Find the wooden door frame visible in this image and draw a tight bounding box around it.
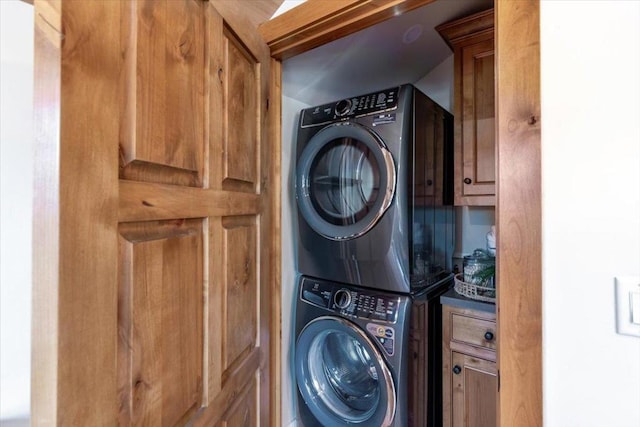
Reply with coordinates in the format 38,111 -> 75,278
260,0 -> 542,426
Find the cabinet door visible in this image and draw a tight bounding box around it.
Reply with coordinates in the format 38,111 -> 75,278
451,352 -> 497,427
457,38 -> 495,205
408,301 -> 427,426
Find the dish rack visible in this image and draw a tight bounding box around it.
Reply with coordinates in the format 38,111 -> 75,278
453,273 -> 496,303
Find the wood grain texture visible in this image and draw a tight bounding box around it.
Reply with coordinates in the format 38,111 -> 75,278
120,0 -> 205,182
119,180 -> 260,222
193,348 -> 262,427
437,8 -> 495,206
495,0 -> 542,426
32,0 -> 120,424
451,313 -> 496,351
223,27 -> 258,191
221,216 -> 258,372
451,352 -> 497,427
443,305 -> 497,427
267,57 -> 283,427
33,0 -> 276,425
408,300 -> 427,427
259,0 -> 437,59
118,220 -> 204,426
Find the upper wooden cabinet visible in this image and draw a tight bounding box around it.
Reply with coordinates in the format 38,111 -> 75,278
437,9 -> 495,206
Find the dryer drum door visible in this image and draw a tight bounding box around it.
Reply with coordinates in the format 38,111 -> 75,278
296,316 -> 396,427
296,122 -> 396,241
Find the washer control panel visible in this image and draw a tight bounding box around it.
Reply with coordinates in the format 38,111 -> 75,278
300,86 -> 399,128
300,277 -> 400,324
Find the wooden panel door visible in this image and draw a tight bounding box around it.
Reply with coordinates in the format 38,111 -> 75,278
451,352 -> 497,427
32,0 -> 277,425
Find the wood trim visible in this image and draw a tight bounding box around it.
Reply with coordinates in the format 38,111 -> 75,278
258,0 -> 437,60
268,57 -> 283,427
32,0 -> 120,423
435,8 -> 494,50
495,0 -> 542,426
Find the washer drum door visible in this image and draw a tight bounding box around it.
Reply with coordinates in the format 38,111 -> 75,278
296,122 -> 396,241
295,316 -> 396,427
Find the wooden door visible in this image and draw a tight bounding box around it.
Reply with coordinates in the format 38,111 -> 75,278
451,352 -> 497,427
32,0 -> 278,425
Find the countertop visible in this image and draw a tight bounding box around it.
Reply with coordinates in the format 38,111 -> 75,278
440,287 -> 495,313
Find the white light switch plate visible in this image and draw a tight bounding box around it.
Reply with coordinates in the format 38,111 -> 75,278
615,276 -> 640,337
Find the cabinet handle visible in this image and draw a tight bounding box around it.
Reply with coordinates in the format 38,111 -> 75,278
484,331 -> 494,341
453,365 -> 462,375
463,178 -> 472,185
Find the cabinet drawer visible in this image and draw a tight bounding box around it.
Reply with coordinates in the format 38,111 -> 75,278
451,313 -> 496,350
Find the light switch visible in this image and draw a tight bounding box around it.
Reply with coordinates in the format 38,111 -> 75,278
632,291 -> 640,325
615,277 -> 640,337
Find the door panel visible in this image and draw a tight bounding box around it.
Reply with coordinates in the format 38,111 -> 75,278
120,0 -> 205,186
118,220 -> 204,426
451,352 -> 497,427
220,215 -> 258,371
32,0 -> 275,425
224,28 -> 259,191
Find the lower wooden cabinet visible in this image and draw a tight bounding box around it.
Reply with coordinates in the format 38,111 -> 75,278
451,352 -> 497,427
443,304 -> 497,427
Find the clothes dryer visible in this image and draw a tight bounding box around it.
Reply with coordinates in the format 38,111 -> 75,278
295,85 -> 454,294
294,276 -> 411,427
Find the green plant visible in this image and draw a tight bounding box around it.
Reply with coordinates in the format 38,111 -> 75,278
472,265 -> 495,285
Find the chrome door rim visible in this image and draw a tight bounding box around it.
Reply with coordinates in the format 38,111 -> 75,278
296,122 -> 396,241
295,316 -> 396,426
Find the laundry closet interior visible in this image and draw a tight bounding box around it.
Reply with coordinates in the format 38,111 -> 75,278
276,0 -> 497,425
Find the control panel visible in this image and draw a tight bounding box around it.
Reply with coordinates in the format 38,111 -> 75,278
300,87 -> 399,128
300,277 -> 400,324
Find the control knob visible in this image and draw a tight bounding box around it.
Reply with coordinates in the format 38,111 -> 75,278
334,289 -> 352,309
335,99 -> 352,117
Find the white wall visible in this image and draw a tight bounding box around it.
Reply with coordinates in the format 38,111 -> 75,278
414,55 -> 454,113
0,0 -> 33,422
280,95 -> 309,427
541,1 -> 640,426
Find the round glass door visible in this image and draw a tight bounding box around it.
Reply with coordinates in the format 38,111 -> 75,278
295,317 -> 396,427
296,123 -> 396,240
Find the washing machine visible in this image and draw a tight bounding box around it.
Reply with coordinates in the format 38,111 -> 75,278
294,276 -> 411,426
295,84 -> 455,294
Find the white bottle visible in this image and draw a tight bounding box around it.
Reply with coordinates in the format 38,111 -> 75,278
486,225 -> 496,257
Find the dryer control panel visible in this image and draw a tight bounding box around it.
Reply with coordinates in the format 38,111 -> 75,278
300,86 -> 399,128
300,276 -> 400,324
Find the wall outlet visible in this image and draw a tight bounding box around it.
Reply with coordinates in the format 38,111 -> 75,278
615,276 -> 640,337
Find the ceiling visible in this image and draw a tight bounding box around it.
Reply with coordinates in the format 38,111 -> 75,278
279,0 -> 493,105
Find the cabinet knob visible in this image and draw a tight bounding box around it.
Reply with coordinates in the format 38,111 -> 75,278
484,331 -> 494,341
427,179 -> 433,186
453,365 -> 462,375
464,178 -> 472,185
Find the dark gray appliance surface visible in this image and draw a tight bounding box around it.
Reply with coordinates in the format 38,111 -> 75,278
294,276 -> 412,427
295,84 -> 454,295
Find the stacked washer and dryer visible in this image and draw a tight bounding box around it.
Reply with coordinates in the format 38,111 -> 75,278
293,84 -> 455,427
